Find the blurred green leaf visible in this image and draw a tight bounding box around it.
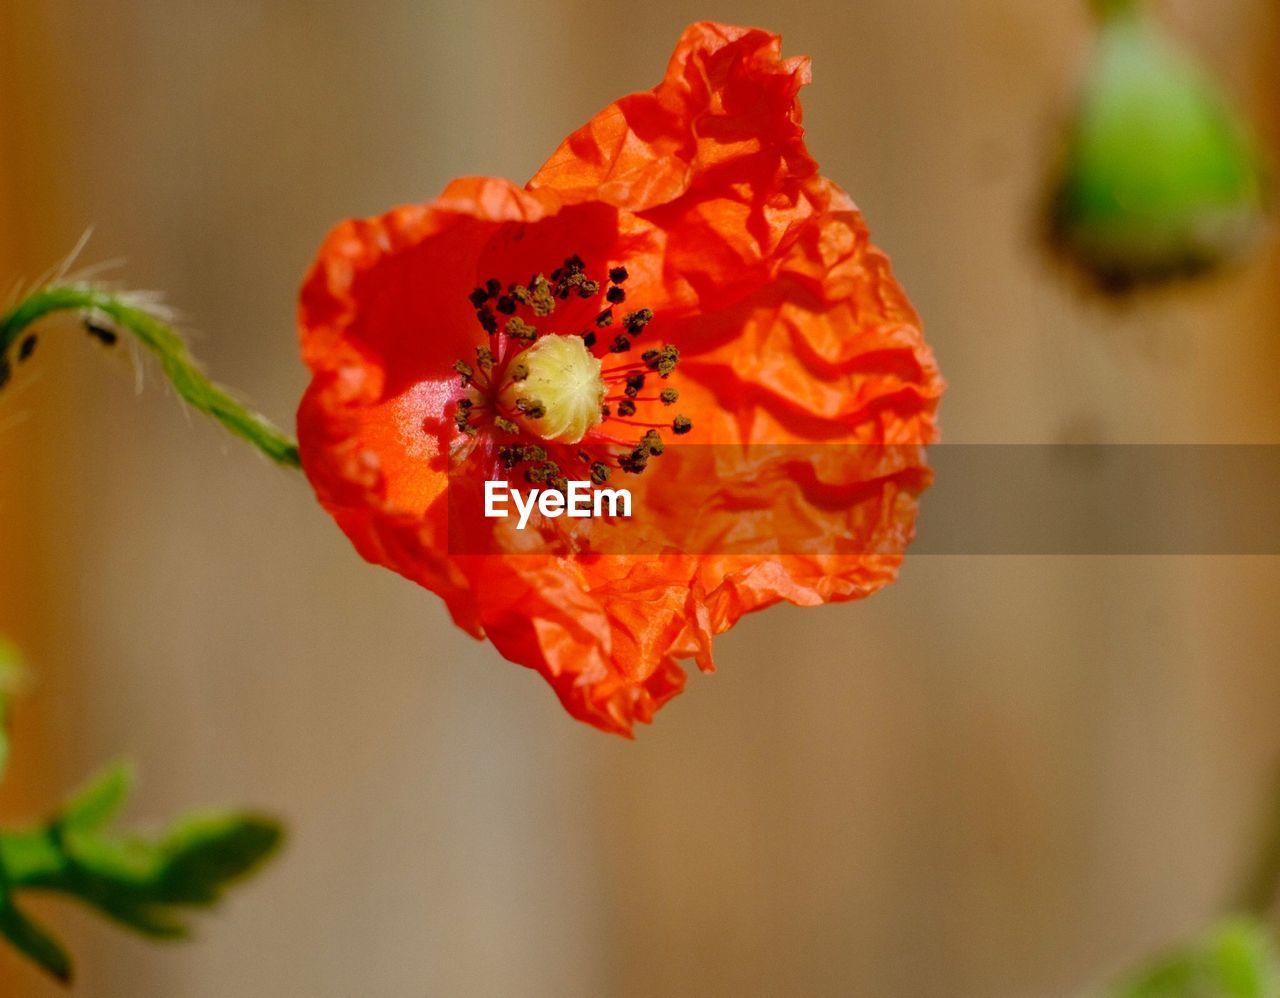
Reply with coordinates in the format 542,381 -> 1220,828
0,649 -> 284,980
0,759 -> 284,977
0,637 -> 25,781
1107,918 -> 1280,998
1049,4 -> 1268,290
44,806 -> 284,939
0,893 -> 72,983
0,637 -> 21,683
58,760 -> 134,832
151,811 -> 284,905
42,786 -> 283,938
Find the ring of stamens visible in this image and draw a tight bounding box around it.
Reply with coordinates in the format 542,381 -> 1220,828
451,254 -> 692,501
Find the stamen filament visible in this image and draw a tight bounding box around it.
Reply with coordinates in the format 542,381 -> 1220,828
607,418 -> 670,429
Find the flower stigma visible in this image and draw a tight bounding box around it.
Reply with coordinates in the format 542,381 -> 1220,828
497,334 -> 604,444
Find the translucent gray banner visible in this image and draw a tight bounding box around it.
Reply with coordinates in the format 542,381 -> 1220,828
917,445 -> 1280,555
446,445 -> 1280,555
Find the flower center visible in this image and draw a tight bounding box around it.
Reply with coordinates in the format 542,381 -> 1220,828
449,253 -> 693,493
496,334 -> 605,444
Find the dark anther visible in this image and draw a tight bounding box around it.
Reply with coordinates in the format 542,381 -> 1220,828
494,416 -> 520,435
617,399 -> 637,417
499,444 -> 525,469
590,461 -> 611,484
672,415 -> 693,435
453,359 -> 474,386
468,287 -> 490,308
86,321 -> 118,346
516,397 -> 545,419
606,286 -> 626,304
609,266 -> 628,284
554,257 -> 597,299
640,429 -> 664,456
550,475 -> 569,493
496,295 -> 517,315
506,317 -> 538,342
619,449 -> 649,474
659,387 -> 679,405
485,278 -> 502,297
609,335 -> 631,353
509,359 -> 529,381
525,445 -> 547,463
595,308 -> 613,328
600,403 -> 612,418
18,335 -> 37,362
528,274 -> 556,316
624,373 -> 645,397
642,345 -> 679,377
475,345 -> 495,371
623,308 -> 653,335
476,307 -> 498,334
582,331 -> 597,349
458,398 -> 474,410
577,450 -> 591,464
454,409 -> 476,435
526,460 -> 559,485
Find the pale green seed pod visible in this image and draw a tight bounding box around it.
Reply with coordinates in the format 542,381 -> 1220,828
499,334 -> 606,444
1049,1 -> 1268,290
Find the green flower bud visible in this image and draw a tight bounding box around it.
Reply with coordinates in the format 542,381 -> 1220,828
1049,2 -> 1268,290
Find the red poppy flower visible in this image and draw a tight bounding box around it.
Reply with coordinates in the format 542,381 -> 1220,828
297,22 -> 943,736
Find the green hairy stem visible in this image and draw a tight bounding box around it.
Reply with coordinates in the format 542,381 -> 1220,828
0,285 -> 300,468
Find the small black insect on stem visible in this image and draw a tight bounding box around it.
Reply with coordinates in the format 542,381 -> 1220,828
84,320 -> 119,347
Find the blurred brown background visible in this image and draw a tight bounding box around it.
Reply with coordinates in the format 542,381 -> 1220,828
1,1 -> 1278,995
